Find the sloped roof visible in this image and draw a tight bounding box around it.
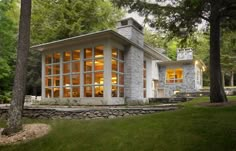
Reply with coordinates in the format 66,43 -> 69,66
31,29 -> 170,61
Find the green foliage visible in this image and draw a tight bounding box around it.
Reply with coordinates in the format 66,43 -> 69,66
0,0 -> 18,102
221,30 -> 236,73
144,29 -> 177,60
113,0 -> 235,37
31,0 -> 124,44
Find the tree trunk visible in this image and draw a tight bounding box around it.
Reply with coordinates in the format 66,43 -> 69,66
209,2 -> 227,103
222,72 -> 225,87
230,71 -> 234,86
2,0 -> 32,135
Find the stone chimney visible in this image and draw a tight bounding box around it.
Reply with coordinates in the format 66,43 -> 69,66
116,18 -> 144,47
177,48 -> 193,60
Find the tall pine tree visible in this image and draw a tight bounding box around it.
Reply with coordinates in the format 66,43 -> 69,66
2,0 -> 31,135
113,0 -> 236,103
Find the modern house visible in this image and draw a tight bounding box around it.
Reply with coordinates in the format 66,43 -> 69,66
32,18 -> 205,105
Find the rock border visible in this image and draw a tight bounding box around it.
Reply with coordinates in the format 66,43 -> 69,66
0,106 -> 178,120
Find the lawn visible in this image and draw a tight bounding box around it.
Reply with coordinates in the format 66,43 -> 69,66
1,96 -> 236,151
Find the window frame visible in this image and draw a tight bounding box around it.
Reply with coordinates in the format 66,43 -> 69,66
165,68 -> 184,84
45,52 -> 61,98
111,48 -> 124,98
83,45 -> 104,98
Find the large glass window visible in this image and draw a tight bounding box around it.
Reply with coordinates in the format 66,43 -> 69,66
45,77 -> 52,87
53,87 -> 60,97
111,48 -> 124,97
63,63 -> 70,74
45,88 -> 52,98
72,62 -> 80,72
143,61 -> 146,98
94,72 -> 103,84
53,76 -> 60,86
95,46 -> 104,58
84,73 -> 92,84
72,87 -> 80,97
84,86 -> 92,97
62,49 -> 81,97
53,64 -> 60,74
45,53 -> 60,98
72,74 -> 80,85
63,87 -> 71,97
84,60 -> 93,72
45,65 -> 52,75
84,48 -> 92,59
83,46 -> 104,97
63,75 -> 70,85
45,54 -> 52,64
95,86 -> 103,97
166,68 -> 183,84
53,53 -> 60,63
95,59 -> 104,71
63,51 -> 71,62
44,45 -> 106,98
72,50 -> 80,60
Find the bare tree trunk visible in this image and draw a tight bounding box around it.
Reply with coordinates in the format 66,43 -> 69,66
2,0 -> 32,135
209,1 -> 227,103
230,71 -> 234,86
222,72 -> 225,87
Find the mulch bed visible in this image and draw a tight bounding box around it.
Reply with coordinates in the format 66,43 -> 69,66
0,124 -> 50,145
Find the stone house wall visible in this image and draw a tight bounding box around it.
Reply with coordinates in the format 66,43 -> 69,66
124,45 -> 144,104
158,64 -> 197,97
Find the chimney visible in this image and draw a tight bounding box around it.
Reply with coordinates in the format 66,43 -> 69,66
177,48 -> 193,60
116,18 -> 144,47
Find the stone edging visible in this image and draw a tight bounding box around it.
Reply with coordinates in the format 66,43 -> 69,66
0,106 -> 178,120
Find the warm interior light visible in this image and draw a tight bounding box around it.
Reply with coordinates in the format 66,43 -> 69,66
202,67 -> 205,72
65,84 -> 71,88
95,55 -> 103,58
195,60 -> 198,65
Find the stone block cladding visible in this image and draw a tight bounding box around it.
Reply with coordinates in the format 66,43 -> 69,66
124,46 -> 144,104
159,64 -> 197,96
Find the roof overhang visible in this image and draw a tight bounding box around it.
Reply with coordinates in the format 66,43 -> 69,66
31,30 -> 143,52
31,29 -> 170,61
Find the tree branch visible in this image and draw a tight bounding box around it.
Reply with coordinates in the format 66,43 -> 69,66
199,15 -> 210,22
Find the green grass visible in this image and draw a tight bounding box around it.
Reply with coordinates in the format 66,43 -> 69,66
1,96 -> 236,151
